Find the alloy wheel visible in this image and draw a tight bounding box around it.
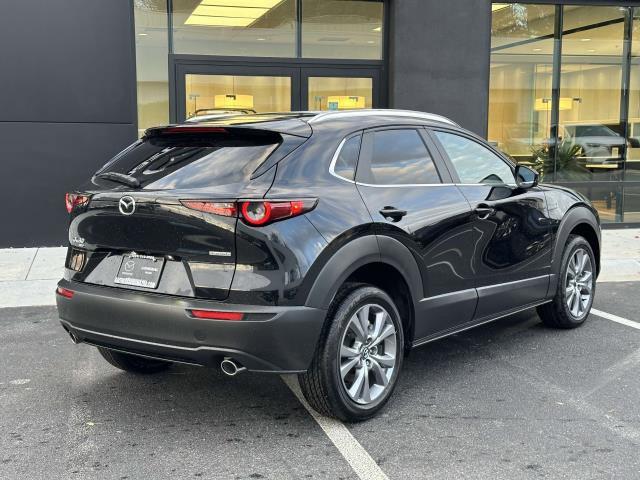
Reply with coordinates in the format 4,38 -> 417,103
339,303 -> 397,405
565,247 -> 593,318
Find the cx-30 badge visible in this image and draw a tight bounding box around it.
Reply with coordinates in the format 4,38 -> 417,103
118,196 -> 136,216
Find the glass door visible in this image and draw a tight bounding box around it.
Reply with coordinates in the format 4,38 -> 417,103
174,64 -> 300,121
173,62 -> 382,121
301,67 -> 380,111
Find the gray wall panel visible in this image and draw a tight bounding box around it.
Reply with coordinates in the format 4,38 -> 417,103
0,0 -> 137,246
0,0 -> 136,123
1,122 -> 136,247
388,0 -> 492,137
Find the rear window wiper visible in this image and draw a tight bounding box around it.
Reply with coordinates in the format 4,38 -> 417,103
95,172 -> 140,188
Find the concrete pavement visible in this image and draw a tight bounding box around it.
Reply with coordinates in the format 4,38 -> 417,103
1,283 -> 639,479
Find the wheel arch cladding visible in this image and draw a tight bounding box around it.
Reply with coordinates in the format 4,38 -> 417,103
553,206 -> 601,277
305,235 -> 422,347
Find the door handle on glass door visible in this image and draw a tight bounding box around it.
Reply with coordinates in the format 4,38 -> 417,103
379,206 -> 407,222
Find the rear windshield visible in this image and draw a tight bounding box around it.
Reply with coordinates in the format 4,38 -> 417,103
96,130 -> 280,190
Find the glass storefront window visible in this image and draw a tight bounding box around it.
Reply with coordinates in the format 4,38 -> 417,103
571,184 -> 623,224
301,0 -> 383,59
134,0 -> 170,137
628,65 -> 640,182
623,186 -> 640,222
627,12 -> 640,182
489,4 -> 555,173
556,6 -> 625,182
172,0 -> 297,57
308,77 -> 373,110
490,3 -> 640,223
185,74 -> 291,118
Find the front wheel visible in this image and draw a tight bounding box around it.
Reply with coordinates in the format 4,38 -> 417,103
537,234 -> 596,328
299,285 -> 404,422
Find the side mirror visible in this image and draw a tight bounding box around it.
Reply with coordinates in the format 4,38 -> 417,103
515,164 -> 539,189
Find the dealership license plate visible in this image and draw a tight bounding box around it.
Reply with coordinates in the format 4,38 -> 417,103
114,254 -> 165,289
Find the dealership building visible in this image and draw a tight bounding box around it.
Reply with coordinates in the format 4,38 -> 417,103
2,0 -> 640,246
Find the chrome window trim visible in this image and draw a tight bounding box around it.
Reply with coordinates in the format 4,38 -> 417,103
328,137 -> 356,183
329,134 -> 518,188
357,181 -> 450,188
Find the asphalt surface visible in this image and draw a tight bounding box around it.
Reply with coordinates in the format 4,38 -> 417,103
1,282 -> 639,479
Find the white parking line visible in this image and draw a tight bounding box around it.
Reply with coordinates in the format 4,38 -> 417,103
591,308 -> 640,330
281,375 -> 389,480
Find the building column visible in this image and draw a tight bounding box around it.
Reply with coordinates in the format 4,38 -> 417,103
388,0 -> 492,137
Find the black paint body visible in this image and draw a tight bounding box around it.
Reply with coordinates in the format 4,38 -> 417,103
57,112 -> 601,372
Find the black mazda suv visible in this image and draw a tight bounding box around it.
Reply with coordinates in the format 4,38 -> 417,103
57,110 -> 601,421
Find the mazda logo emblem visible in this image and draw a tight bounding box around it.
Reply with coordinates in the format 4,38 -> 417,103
119,196 -> 136,215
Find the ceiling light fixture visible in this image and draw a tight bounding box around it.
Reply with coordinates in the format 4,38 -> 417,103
372,26 -> 381,32
201,0 -> 281,6
580,38 -> 592,42
192,5 -> 268,18
186,0 -> 283,27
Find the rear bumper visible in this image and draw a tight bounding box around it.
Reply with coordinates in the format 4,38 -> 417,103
56,279 -> 326,373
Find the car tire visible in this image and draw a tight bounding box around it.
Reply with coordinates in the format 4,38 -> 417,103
298,284 -> 404,422
537,234 -> 596,329
97,347 -> 172,374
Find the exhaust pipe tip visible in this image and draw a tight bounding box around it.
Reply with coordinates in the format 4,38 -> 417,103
221,357 -> 246,376
62,325 -> 80,344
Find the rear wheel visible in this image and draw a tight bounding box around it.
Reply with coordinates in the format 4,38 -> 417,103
537,234 -> 596,328
299,285 -> 404,422
97,347 -> 172,374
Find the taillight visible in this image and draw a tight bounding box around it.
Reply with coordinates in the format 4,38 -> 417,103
240,200 -> 316,226
56,286 -> 74,299
65,193 -> 90,213
180,199 -> 317,226
188,309 -> 244,321
181,201 -> 237,217
240,201 -> 272,226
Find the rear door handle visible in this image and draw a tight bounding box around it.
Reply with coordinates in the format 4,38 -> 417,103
474,204 -> 495,220
379,206 -> 407,222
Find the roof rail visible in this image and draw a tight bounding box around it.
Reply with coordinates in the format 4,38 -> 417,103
308,109 -> 460,127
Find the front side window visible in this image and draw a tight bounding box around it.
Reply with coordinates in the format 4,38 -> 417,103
434,131 -> 514,184
358,129 -> 441,185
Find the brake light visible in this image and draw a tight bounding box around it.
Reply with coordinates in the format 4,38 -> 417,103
162,127 -> 227,134
65,193 -> 90,213
189,309 -> 244,321
240,200 -> 317,226
181,201 -> 237,217
56,286 -> 74,299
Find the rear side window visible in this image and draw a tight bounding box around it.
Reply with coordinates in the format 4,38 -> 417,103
433,131 -> 514,185
358,129 -> 441,185
96,130 -> 280,190
332,135 -> 361,181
